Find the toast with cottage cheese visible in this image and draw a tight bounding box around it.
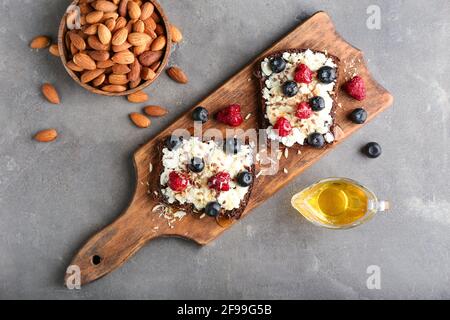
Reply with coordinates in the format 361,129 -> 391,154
153,136 -> 256,219
256,49 -> 340,149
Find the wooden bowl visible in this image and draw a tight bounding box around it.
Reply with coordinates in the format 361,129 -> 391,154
57,0 -> 172,96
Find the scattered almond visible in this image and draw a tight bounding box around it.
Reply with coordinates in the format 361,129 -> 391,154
143,105 -> 168,117
30,36 -> 51,49
48,44 -> 59,57
41,83 -> 60,104
127,90 -> 149,103
34,129 -> 58,143
167,66 -> 188,84
129,113 -> 150,128
170,25 -> 183,43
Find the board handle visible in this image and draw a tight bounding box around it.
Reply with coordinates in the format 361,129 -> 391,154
64,199 -> 164,286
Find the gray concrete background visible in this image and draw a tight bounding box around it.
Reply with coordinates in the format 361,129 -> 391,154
0,0 -> 449,299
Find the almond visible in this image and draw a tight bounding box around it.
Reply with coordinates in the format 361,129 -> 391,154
68,32 -> 86,50
150,61 -> 161,71
112,64 -> 131,74
111,27 -> 128,46
67,60 -> 84,72
141,3 -> 154,20
127,90 -> 148,103
170,24 -> 183,43
151,12 -> 161,23
105,18 -> 116,31
73,52 -> 97,70
114,16 -> 127,31
141,67 -> 156,80
128,32 -> 151,46
97,24 -> 112,45
129,78 -> 141,89
109,73 -> 129,85
83,24 -> 99,36
133,20 -> 145,33
112,41 -> 132,52
143,105 -> 168,117
102,84 -> 127,92
138,50 -> 162,66
96,59 -> 115,68
127,1 -> 141,19
87,50 -> 110,62
166,66 -> 188,84
111,50 -> 135,64
92,73 -> 106,87
30,35 -> 51,49
129,113 -> 150,128
154,24 -> 164,36
133,44 -> 148,56
128,59 -> 141,82
49,44 -> 60,57
87,35 -> 109,50
81,68 -> 105,83
151,35 -> 166,51
118,0 -> 129,17
34,129 -> 58,142
143,17 -> 156,32
41,83 -> 60,104
93,1 -> 118,12
102,12 -> 119,22
86,11 -> 104,24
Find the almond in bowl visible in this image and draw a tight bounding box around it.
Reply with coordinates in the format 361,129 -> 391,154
58,0 -> 172,96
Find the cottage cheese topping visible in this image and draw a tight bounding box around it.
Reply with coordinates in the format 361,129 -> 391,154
160,138 -> 253,211
261,49 -> 337,146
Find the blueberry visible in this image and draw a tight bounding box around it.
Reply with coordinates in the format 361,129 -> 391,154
188,157 -> 204,173
282,81 -> 298,97
307,132 -> 325,148
205,201 -> 221,217
349,108 -> 367,124
270,57 -> 286,73
363,142 -> 382,158
223,138 -> 241,154
237,171 -> 253,187
165,135 -> 182,151
317,66 -> 337,84
309,96 -> 325,111
192,106 -> 209,123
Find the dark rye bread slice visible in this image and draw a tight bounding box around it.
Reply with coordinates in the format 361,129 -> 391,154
255,48 -> 340,149
152,136 -> 256,219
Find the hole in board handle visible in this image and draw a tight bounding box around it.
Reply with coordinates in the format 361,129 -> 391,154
91,255 -> 102,266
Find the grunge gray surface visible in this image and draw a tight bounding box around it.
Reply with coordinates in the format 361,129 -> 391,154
0,0 -> 449,299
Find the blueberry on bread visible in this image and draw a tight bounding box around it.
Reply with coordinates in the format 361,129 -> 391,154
154,136 -> 255,219
257,49 -> 340,148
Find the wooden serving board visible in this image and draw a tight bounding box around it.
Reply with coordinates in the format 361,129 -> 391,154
66,12 -> 393,286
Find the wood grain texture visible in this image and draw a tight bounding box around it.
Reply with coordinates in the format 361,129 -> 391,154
65,12 -> 393,286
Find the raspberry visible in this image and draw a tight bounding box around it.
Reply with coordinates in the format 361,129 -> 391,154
344,76 -> 366,101
168,171 -> 189,192
216,104 -> 243,127
274,117 -> 292,137
208,172 -> 231,192
294,64 -> 313,84
295,101 -> 313,119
